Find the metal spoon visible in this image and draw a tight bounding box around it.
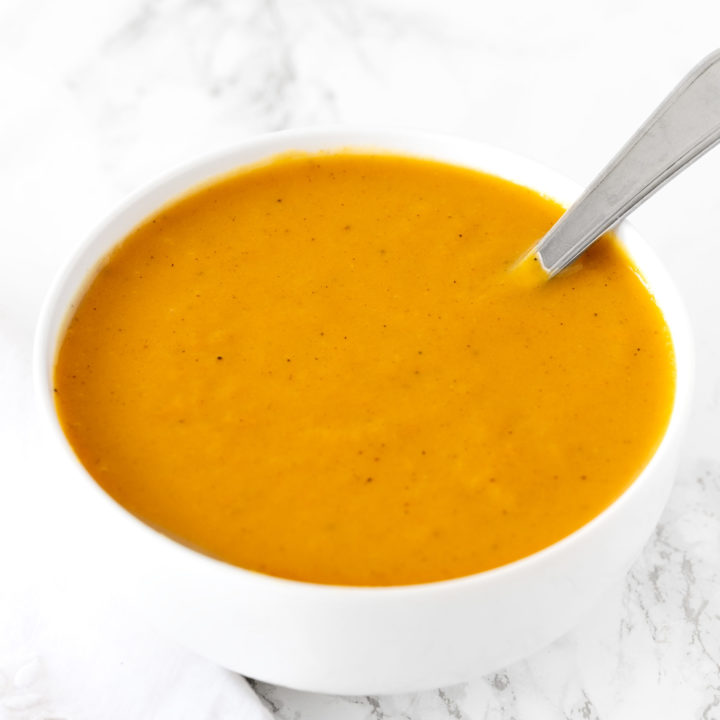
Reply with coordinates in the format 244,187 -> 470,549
528,49 -> 720,278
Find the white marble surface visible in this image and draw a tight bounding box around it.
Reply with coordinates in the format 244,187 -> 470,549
2,0 -> 720,718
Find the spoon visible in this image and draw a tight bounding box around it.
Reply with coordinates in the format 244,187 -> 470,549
526,49 -> 720,278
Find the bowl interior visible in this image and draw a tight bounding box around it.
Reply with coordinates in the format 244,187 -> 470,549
33,128 -> 693,594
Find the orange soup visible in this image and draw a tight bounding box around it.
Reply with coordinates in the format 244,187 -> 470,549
54,152 -> 675,586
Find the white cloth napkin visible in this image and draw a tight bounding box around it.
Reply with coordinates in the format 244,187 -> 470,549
0,321 -> 274,720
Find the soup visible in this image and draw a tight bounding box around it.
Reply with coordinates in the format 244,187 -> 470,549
53,152 -> 675,586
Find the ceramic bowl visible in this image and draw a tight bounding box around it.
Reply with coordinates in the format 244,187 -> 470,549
34,128 -> 693,695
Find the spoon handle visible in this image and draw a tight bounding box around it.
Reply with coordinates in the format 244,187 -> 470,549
534,49 -> 720,277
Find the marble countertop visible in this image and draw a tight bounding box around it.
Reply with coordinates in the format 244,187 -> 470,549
2,0 -> 720,718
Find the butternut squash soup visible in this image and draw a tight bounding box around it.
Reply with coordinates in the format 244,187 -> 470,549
54,152 -> 675,586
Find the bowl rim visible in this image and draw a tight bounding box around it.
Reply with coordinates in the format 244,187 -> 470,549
32,126 -> 695,597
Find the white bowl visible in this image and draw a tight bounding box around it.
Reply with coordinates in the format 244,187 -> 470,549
34,128 -> 693,695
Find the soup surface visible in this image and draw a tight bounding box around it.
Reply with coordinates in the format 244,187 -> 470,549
54,152 -> 675,586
